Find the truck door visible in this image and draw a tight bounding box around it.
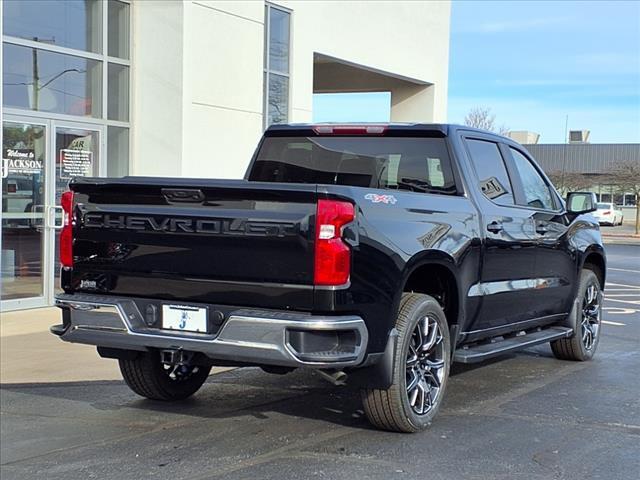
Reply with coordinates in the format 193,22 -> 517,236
505,146 -> 576,319
461,136 -> 539,335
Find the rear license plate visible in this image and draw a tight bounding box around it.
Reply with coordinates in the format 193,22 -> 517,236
162,305 -> 208,333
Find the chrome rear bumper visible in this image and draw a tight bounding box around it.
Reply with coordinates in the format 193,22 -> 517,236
54,294 -> 368,368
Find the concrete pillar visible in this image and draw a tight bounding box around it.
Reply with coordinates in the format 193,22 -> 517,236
390,85 -> 435,123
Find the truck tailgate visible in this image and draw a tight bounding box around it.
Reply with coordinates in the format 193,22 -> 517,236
67,178 -> 317,309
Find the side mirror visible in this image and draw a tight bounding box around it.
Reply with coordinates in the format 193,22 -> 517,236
566,191 -> 597,214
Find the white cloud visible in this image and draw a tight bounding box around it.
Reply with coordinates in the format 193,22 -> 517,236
455,17 -> 569,34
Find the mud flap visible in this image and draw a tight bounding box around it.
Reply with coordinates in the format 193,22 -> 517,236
348,328 -> 398,389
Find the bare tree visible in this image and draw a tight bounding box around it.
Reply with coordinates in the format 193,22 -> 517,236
464,107 -> 510,135
606,162 -> 640,234
546,171 -> 595,197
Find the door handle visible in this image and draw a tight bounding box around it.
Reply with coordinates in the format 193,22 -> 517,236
47,205 -> 65,230
536,223 -> 549,235
487,221 -> 504,233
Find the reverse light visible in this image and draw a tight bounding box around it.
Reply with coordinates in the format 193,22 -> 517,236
60,191 -> 74,267
314,199 -> 355,286
312,125 -> 387,136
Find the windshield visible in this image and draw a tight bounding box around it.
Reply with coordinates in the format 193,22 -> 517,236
250,136 -> 457,195
597,203 -> 611,209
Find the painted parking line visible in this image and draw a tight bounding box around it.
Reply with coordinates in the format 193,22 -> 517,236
603,307 -> 638,315
604,298 -> 640,305
606,282 -> 640,289
602,320 -> 626,326
608,268 -> 640,274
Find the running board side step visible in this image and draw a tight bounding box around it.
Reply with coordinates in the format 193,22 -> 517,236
453,327 -> 573,364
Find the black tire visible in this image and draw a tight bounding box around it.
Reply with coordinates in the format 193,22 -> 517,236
551,269 -> 602,361
119,351 -> 211,401
361,293 -> 451,433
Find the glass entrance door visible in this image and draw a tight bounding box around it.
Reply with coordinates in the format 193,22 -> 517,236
52,125 -> 101,293
1,120 -> 48,308
1,117 -> 102,310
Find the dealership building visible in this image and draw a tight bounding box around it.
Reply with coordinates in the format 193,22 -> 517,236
1,0 -> 451,310
519,137 -> 640,224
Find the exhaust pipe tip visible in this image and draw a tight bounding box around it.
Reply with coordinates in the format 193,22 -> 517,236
317,369 -> 347,386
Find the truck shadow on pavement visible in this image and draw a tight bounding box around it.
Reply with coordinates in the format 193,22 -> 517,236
0,351 -> 541,432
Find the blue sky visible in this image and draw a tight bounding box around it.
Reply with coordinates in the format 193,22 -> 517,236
313,1 -> 640,143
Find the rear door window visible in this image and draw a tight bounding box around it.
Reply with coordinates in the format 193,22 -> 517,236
464,139 -> 515,206
250,136 -> 458,195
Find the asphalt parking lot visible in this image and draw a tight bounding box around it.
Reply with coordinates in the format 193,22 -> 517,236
1,244 -> 639,480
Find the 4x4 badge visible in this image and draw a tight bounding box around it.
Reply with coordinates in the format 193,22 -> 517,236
365,193 -> 397,205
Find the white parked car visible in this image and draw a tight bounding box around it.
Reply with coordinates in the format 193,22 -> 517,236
593,202 -> 624,226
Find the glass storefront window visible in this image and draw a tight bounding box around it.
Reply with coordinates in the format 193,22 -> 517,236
2,122 -> 47,301
264,4 -> 290,128
108,0 -> 130,59
268,7 -> 290,74
108,63 -> 129,121
3,0 -> 102,54
3,43 -> 102,118
107,126 -> 129,177
2,1 -> 130,308
267,73 -> 289,126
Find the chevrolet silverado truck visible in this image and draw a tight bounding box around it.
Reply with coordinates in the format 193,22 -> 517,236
51,124 -> 605,432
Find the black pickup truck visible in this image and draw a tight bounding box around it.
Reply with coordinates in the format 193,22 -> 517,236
52,124 -> 605,432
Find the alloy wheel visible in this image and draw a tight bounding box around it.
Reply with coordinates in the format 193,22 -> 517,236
406,315 -> 446,415
581,283 -> 601,350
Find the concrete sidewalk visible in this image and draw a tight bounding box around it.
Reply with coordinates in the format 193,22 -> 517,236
0,308 -> 123,384
0,307 -> 232,385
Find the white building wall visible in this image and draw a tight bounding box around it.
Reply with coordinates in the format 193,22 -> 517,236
181,1 -> 264,179
277,0 -> 451,123
131,0 -> 451,179
130,0 -> 185,176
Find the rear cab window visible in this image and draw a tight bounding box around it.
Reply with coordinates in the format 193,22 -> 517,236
249,136 -> 458,195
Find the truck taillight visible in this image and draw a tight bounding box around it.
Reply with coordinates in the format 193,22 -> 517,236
603,211 -> 611,215
314,199 -> 355,286
60,191 -> 74,268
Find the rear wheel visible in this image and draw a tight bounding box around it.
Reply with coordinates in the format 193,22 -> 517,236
551,269 -> 602,361
361,293 -> 451,433
119,351 -> 211,401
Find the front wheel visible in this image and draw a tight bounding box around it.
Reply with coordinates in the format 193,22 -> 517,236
361,293 -> 451,433
119,351 -> 211,401
551,269 -> 602,361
